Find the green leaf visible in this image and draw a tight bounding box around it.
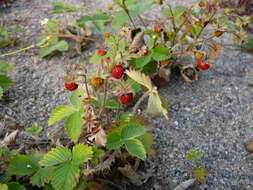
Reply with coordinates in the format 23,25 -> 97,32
151,45 -> 170,61
78,13 -> 110,23
0,174 -> 12,184
51,2 -> 77,14
242,38 -> 253,49
69,89 -> 84,108
131,53 -> 152,68
51,163 -> 80,190
0,87 -> 3,99
118,39 -> 126,52
118,112 -> 134,121
0,74 -> 12,88
0,184 -> 8,190
107,132 -> 124,149
92,21 -> 105,33
185,149 -> 203,161
126,70 -> 153,91
125,79 -> 141,94
112,11 -> 128,28
90,52 -> 102,64
121,124 -> 146,140
7,182 -> 26,190
161,6 -> 187,19
30,167 -> 55,188
9,25 -> 26,33
138,133 -> 154,154
141,60 -> 158,74
125,139 -> 146,160
44,20 -> 60,33
105,98 -> 120,109
39,40 -> 69,58
90,148 -> 104,165
0,62 -> 14,71
48,106 -> 77,126
192,167 -> 208,183
147,92 -> 168,119
65,112 -> 83,142
40,146 -> 72,166
7,155 -> 39,176
26,123 -> 43,135
72,144 -> 93,165
128,1 -> 153,16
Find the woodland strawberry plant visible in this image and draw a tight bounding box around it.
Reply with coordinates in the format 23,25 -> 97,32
0,0 -> 252,189
0,61 -> 13,99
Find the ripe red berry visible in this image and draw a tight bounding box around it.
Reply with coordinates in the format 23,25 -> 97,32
98,47 -> 107,56
196,59 -> 210,70
112,65 -> 124,79
119,93 -> 133,104
64,82 -> 78,91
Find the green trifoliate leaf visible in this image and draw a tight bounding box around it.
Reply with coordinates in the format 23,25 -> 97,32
51,2 -> 77,14
107,131 -> 124,149
72,144 -> 93,165
30,167 -> 55,188
112,11 -> 128,29
69,89 -> 84,108
51,163 -> 80,190
185,149 -> 203,161
0,74 -> 12,88
7,155 -> 39,176
39,40 -> 69,58
7,182 -> 26,190
26,123 -> 43,135
65,112 -> 84,142
125,139 -> 146,160
151,45 -> 170,61
0,87 -> 3,99
48,106 -> 77,126
0,61 -> 14,71
138,133 -> 154,154
121,124 -> 146,140
40,146 -> 72,167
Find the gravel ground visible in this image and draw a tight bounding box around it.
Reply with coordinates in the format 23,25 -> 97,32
0,0 -> 253,190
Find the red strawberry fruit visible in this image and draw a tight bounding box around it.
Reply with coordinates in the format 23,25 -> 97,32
119,93 -> 133,104
98,47 -> 107,56
197,59 -> 210,70
64,82 -> 78,91
112,65 -> 124,79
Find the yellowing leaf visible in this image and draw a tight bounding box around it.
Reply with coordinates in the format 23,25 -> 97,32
147,93 -> 168,119
126,70 -> 153,91
192,167 -> 209,183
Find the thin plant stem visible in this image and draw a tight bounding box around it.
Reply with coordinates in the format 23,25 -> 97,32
0,44 -> 35,57
99,79 -> 108,117
196,11 -> 217,39
138,15 -> 147,29
83,70 -> 91,100
133,90 -> 150,114
122,0 -> 136,29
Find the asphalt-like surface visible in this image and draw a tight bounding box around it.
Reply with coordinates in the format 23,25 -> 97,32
0,0 -> 253,189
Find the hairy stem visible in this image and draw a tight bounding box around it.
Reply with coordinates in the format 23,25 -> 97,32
133,90 -> 150,114
0,44 -> 35,57
122,0 -> 136,29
